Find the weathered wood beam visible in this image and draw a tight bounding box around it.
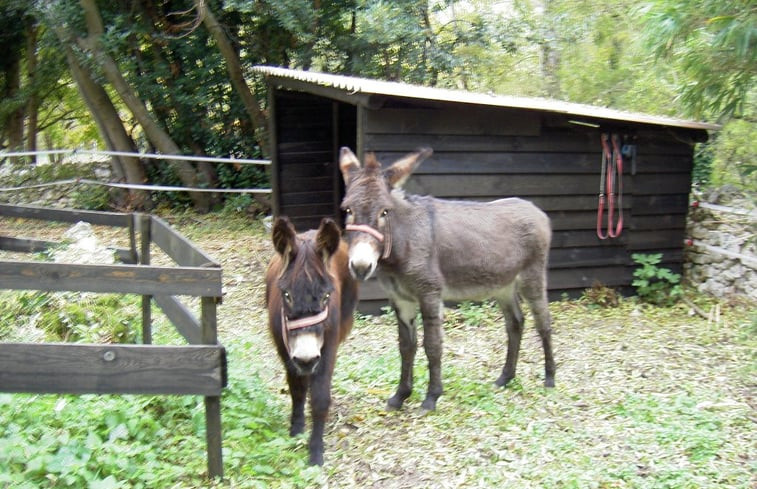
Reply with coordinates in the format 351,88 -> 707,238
149,216 -> 219,268
0,261 -> 222,296
153,295 -> 202,345
0,343 -> 226,395
0,203 -> 131,227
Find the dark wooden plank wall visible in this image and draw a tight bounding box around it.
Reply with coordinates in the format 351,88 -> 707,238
274,90 -> 339,230
361,104 -> 695,306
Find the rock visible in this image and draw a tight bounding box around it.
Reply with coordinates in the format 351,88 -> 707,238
53,221 -> 116,265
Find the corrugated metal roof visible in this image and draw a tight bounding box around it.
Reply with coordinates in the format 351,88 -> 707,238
253,65 -> 720,132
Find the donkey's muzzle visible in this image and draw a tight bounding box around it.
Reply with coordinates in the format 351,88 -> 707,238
292,353 -> 320,374
347,240 -> 379,281
349,260 -> 375,281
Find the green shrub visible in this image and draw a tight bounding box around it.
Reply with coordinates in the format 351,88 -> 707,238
631,253 -> 682,306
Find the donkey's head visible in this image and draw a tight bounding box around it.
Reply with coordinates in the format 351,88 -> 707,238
272,216 -> 341,374
339,147 -> 432,280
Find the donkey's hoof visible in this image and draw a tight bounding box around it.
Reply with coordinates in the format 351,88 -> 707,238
420,397 -> 438,412
544,377 -> 555,388
386,396 -> 405,411
495,374 -> 515,388
308,453 -> 324,466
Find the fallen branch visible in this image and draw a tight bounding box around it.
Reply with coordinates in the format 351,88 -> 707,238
682,296 -> 709,320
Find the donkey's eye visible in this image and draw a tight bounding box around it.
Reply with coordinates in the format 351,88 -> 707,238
380,209 -> 389,217
344,207 -> 352,215
282,290 -> 292,303
322,292 -> 331,304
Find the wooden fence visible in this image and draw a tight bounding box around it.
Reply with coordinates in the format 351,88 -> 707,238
0,203 -> 227,479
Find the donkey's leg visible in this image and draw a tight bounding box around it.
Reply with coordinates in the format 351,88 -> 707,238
286,369 -> 308,436
419,296 -> 444,411
520,267 -> 556,387
495,284 -> 524,387
387,297 -> 418,410
307,346 -> 337,466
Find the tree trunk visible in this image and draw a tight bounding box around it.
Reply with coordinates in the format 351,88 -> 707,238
25,21 -> 38,163
197,0 -> 269,157
59,36 -> 152,210
540,0 -> 561,98
5,55 -> 24,162
78,0 -> 210,211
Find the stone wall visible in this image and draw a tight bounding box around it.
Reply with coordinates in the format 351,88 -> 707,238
684,187 -> 756,301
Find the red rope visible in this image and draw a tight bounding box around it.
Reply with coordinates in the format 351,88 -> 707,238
597,133 -> 624,239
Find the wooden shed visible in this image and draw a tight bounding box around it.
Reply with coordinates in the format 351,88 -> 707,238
253,66 -> 718,312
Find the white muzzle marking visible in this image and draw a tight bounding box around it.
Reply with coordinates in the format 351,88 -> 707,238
348,240 -> 379,280
289,332 -> 322,365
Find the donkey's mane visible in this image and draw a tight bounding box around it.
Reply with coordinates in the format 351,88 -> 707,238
290,236 -> 329,285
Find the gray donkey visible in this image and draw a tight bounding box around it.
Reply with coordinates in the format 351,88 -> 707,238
339,147 -> 555,411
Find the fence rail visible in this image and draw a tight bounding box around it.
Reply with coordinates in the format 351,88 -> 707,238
0,203 -> 226,479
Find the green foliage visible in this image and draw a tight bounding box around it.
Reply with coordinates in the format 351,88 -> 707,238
709,103 -> 757,194
692,142 -> 714,186
631,253 -> 683,306
8,0 -> 751,214
639,0 -> 756,120
0,290 -> 140,343
0,376 -> 325,488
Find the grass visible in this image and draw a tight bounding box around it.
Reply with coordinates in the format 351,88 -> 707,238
0,212 -> 754,488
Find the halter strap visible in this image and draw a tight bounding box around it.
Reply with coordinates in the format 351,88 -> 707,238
281,307 -> 329,355
345,223 -> 392,259
284,308 -> 329,331
345,223 -> 384,242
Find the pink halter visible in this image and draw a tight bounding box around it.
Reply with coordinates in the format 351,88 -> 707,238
281,307 -> 328,355
345,223 -> 392,259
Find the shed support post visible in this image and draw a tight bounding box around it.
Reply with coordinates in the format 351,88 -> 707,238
139,214 -> 152,345
202,295 -> 223,479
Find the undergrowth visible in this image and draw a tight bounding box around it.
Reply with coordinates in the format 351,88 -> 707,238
632,253 -> 683,306
0,291 -> 140,343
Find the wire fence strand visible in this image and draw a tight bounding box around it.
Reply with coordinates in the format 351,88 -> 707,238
0,149 -> 272,194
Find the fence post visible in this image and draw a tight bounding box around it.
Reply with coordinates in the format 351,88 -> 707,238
202,295 -> 223,479
139,214 -> 152,345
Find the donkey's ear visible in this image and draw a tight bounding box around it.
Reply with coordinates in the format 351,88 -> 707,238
272,216 -> 298,259
385,147 -> 432,189
316,218 -> 341,261
339,147 -> 361,186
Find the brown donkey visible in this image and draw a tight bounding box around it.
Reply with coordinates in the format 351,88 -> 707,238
339,147 -> 555,412
265,217 -> 358,465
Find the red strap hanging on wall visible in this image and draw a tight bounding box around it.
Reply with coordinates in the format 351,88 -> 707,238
597,133 -> 624,240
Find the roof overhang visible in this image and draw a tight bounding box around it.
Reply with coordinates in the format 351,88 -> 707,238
253,66 -> 721,134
